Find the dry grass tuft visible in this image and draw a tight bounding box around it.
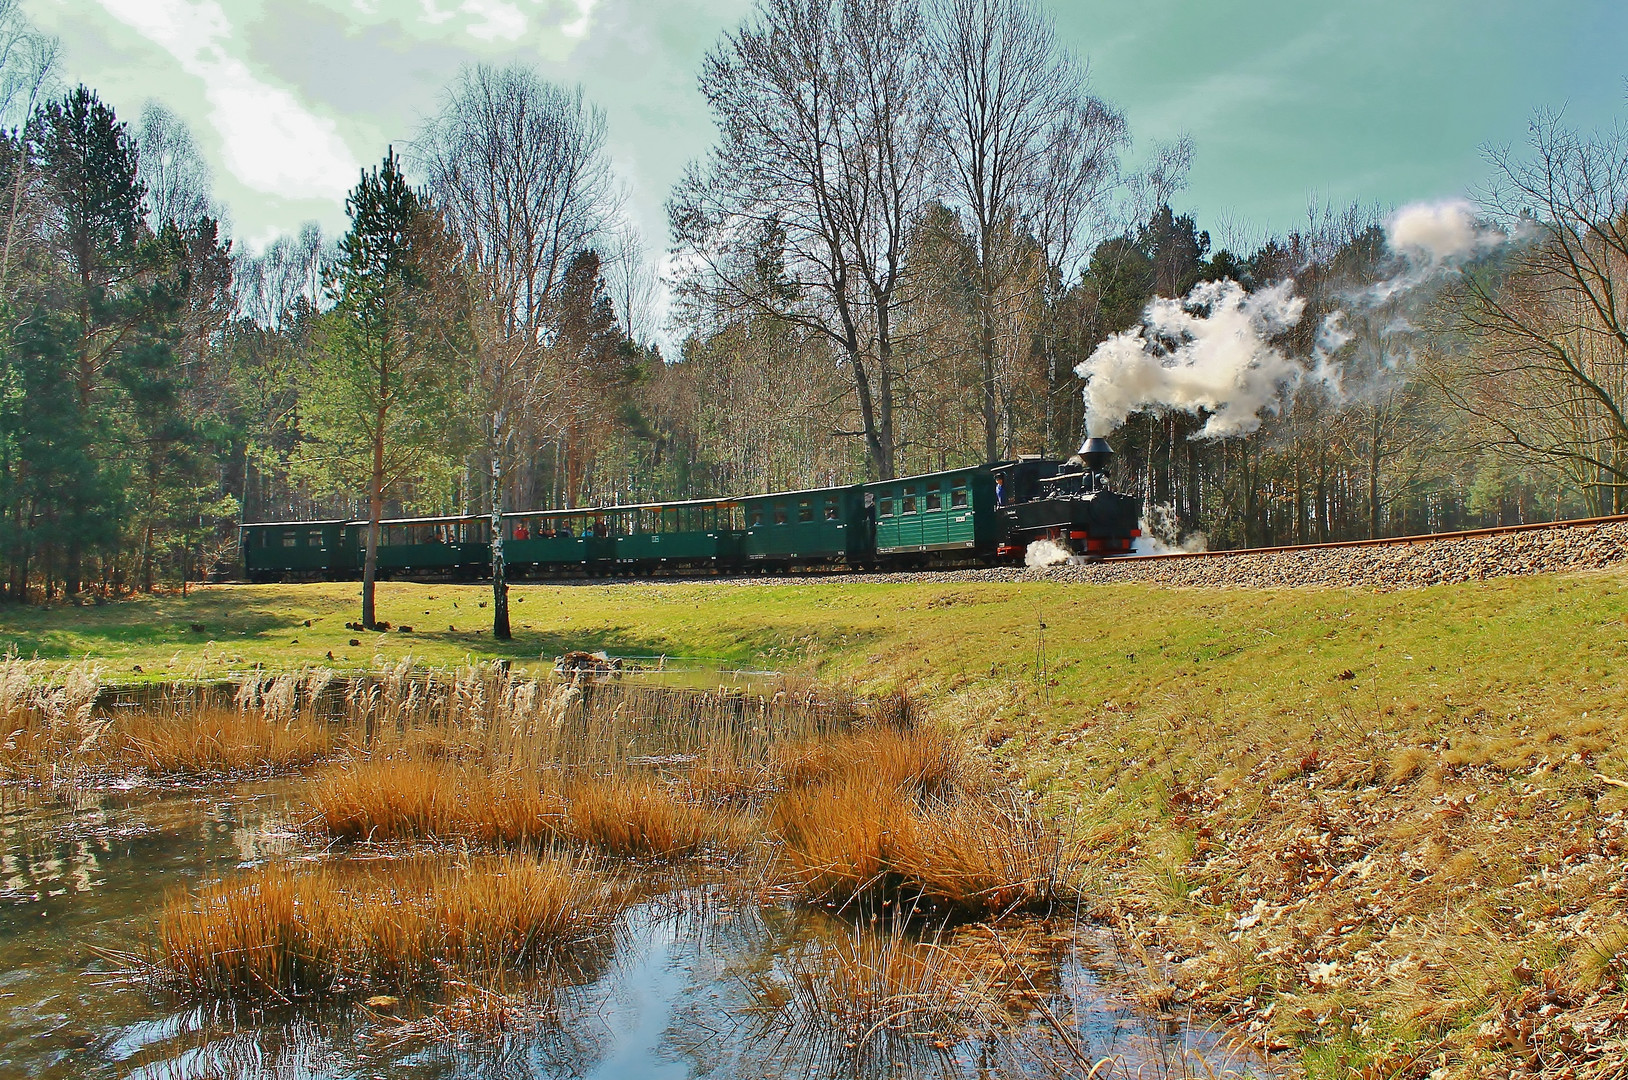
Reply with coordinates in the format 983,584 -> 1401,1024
305,759 -> 562,846
771,776 -> 910,903
560,772 -> 712,858
768,730 -> 1073,914
772,724 -> 963,798
153,854 -> 619,998
0,658 -> 340,783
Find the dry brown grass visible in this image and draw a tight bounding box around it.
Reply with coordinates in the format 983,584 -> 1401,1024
152,853 -> 620,998
768,729 -> 1074,914
299,711 -> 1066,912
306,759 -> 563,846
560,772 -> 712,858
305,759 -> 717,858
771,724 -> 964,797
0,659 -> 340,782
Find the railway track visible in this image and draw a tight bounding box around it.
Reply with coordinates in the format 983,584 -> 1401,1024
1114,511 -> 1628,562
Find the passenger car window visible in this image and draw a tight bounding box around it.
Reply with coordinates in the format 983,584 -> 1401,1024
879,498 -> 893,517
925,483 -> 942,511
902,486 -> 917,514
798,499 -> 813,522
773,503 -> 788,525
951,482 -> 969,508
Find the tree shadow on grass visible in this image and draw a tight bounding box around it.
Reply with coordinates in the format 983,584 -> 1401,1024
0,597 -> 306,658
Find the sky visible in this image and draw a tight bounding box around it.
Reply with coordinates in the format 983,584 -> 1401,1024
22,0 -> 1628,262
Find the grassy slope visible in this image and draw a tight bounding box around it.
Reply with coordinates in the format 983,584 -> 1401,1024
4,572 -> 1628,1074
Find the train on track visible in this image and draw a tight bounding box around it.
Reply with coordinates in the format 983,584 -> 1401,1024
239,441 -> 1142,583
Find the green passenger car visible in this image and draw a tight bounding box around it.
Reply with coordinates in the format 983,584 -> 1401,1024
738,486 -> 868,567
501,509 -> 618,572
342,516 -> 490,578
610,499 -> 744,569
864,466 -> 995,558
240,519 -> 350,581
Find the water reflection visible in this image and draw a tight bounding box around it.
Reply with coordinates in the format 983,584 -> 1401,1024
0,787 -> 1274,1080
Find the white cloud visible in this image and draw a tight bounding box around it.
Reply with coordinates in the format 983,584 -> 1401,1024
460,0 -> 527,40
561,0 -> 598,38
95,0 -> 359,202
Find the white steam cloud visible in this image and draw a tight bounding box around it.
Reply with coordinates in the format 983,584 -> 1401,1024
1024,539 -> 1073,567
1385,199 -> 1501,265
1078,199 -> 1514,440
1077,279 -> 1308,440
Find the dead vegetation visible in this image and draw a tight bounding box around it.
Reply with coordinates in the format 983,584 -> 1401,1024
149,853 -> 621,999
981,676 -> 1628,1080
299,691 -> 1073,913
0,657 -> 337,782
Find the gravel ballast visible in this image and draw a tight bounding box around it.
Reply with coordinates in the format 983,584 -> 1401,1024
669,520 -> 1628,591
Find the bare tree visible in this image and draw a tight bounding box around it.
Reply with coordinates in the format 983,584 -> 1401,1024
136,102 -> 215,230
928,0 -> 1126,460
0,0 -> 55,289
415,64 -> 616,637
671,0 -> 935,480
233,222 -> 328,328
601,219 -> 660,346
1441,112 -> 1628,513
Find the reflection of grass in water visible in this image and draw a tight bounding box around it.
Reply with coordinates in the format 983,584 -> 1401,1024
736,911 -> 1264,1080
147,853 -> 623,999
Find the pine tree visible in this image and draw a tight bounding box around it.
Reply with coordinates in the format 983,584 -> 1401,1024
302,150 -> 463,629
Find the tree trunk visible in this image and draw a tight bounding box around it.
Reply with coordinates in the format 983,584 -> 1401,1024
363,407 -> 385,630
490,448 -> 511,641
1368,413 -> 1383,540
979,288 -> 998,463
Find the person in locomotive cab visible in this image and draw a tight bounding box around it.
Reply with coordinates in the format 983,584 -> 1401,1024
994,475 -> 1006,506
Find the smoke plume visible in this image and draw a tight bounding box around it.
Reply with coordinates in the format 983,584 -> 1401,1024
1076,199 -> 1513,440
1077,279 -> 1307,439
1386,199 -> 1502,265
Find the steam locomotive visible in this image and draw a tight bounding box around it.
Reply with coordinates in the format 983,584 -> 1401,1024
238,439 -> 1141,582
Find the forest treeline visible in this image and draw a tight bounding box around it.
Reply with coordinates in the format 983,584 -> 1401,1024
2,0 -> 1626,601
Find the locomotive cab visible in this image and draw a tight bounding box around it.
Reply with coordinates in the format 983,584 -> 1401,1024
990,443 -> 1140,561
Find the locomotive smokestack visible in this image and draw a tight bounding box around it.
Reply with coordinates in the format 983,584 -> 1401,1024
1080,437 -> 1114,474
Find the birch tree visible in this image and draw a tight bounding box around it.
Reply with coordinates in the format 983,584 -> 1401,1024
416,64 -> 616,637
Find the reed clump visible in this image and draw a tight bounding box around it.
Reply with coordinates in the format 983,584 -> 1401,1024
153,854 -> 620,998
560,772 -> 712,858
304,715 -> 1070,909
306,759 -> 564,846
306,759 -> 716,858
767,729 -> 1075,914
0,658 -> 341,783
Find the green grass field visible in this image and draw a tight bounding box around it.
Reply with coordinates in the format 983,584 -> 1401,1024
4,569 -> 1627,1073
2,572 -> 1623,736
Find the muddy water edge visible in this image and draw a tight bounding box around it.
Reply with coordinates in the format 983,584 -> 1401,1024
0,673 -> 1273,1079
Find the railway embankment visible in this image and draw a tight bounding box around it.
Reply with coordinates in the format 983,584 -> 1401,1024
835,516 -> 1628,591
1,561 -> 1625,1076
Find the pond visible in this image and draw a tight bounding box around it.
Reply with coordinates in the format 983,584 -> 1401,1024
0,784 -> 1273,1080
